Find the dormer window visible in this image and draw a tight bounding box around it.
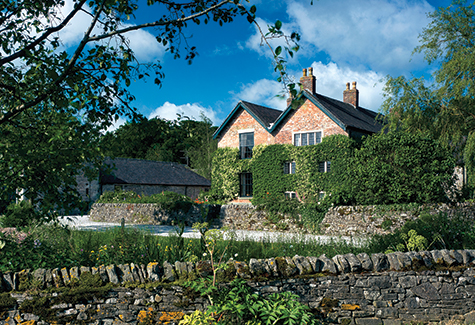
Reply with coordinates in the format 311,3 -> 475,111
239,132 -> 254,159
294,131 -> 322,146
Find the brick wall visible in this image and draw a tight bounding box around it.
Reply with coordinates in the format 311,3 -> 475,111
217,107 -> 275,148
218,100 -> 348,149
273,99 -> 347,144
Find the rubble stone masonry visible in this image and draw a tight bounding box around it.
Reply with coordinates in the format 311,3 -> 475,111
2,250 -> 475,324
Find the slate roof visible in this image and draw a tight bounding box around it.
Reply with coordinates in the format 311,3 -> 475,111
240,101 -> 283,128
214,90 -> 384,139
271,90 -> 383,134
100,158 -> 211,187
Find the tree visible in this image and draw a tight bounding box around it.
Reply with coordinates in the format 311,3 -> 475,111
0,105 -> 103,216
381,1 -> 475,185
0,0 -> 300,127
186,113 -> 218,179
100,113 -> 217,179
0,0 -> 301,214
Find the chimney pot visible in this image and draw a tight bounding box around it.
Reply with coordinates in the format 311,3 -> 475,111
343,81 -> 359,108
299,67 -> 316,95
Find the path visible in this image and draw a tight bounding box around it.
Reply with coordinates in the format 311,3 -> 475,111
58,215 -> 366,246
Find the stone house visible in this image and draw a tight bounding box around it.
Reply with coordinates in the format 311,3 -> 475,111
76,157 -> 211,204
213,68 -> 384,201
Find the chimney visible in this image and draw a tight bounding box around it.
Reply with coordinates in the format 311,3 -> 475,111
343,81 -> 359,108
300,67 -> 316,95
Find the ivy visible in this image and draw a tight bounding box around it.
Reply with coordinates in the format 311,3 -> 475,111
208,133 -> 455,230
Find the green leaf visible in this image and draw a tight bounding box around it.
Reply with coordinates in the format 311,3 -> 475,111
275,20 -> 282,30
275,46 -> 282,56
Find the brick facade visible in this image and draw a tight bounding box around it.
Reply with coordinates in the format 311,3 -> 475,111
216,68 -> 365,149
217,108 -> 277,148
272,99 -> 347,144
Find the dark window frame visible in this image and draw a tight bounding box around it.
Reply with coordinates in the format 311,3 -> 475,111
239,132 -> 254,159
283,161 -> 296,174
239,172 -> 253,197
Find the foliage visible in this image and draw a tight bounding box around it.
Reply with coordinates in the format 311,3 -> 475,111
96,189 -> 193,213
335,131 -> 455,205
186,278 -> 319,325
179,310 -> 216,325
100,114 -> 218,179
368,211 -> 475,253
205,147 -> 243,203
381,1 -> 475,186
1,0 -> 301,219
0,106 -> 102,216
1,201 -> 41,228
209,133 -> 454,230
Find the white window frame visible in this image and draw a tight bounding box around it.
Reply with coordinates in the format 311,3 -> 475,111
293,130 -> 323,146
284,191 -> 298,199
283,161 -> 296,174
318,161 -> 331,173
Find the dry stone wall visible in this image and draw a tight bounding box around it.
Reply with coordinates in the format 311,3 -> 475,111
2,249 -> 475,324
89,202 -> 475,236
89,204 -> 220,227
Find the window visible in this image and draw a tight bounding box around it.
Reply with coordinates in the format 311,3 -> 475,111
283,161 -> 296,174
284,191 -> 297,199
318,161 -> 331,173
294,131 -> 322,146
240,173 -> 253,197
239,132 -> 254,159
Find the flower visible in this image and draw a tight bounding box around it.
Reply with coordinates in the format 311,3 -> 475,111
203,253 -> 207,257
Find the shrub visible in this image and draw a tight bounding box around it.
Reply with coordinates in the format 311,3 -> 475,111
368,212 -> 475,252
96,190 -> 193,213
335,131 -> 455,205
1,201 -> 41,228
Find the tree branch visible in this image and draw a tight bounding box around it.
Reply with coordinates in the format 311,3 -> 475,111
0,0 -> 88,66
87,0 -> 232,42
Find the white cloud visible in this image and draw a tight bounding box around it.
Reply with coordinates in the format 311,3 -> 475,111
56,0 -> 164,61
286,0 -> 433,73
246,0 -> 434,75
306,61 -> 386,111
148,102 -> 222,125
231,79 -> 288,110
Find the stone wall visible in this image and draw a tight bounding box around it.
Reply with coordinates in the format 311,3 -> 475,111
321,203 -> 475,237
89,202 -> 475,236
2,249 -> 475,324
89,204 -> 220,226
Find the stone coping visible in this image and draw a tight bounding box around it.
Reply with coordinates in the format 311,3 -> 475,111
2,249 -> 474,292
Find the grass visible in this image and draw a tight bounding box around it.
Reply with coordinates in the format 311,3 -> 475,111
0,222 -> 371,273
1,210 -> 475,273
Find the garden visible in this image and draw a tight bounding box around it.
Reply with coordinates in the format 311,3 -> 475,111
2,186 -> 475,323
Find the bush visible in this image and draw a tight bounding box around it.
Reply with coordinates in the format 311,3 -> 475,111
96,190 -> 193,213
368,212 -> 475,253
335,131 -> 455,205
1,201 -> 41,228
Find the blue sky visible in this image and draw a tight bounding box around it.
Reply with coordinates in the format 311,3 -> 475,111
62,0 -> 453,128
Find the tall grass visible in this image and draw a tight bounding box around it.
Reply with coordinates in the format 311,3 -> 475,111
0,223 -> 370,273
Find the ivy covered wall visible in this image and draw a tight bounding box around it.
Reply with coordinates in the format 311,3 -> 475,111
206,132 -> 455,211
